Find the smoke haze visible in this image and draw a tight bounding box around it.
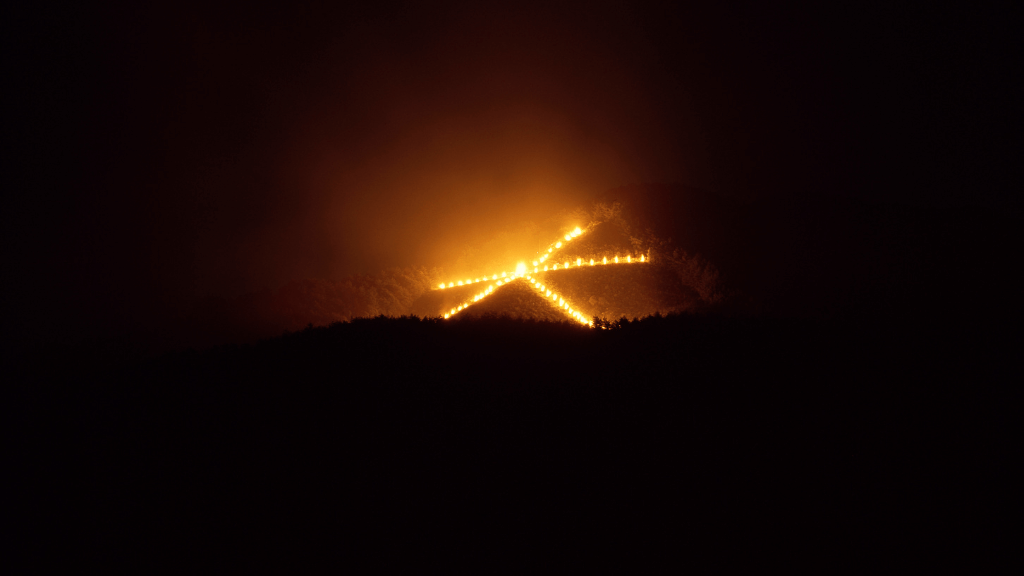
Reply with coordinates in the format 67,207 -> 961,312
3,1 -> 1014,345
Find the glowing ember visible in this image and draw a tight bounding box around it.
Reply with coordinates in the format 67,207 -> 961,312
435,225 -> 648,324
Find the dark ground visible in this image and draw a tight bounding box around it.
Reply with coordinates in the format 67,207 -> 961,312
6,311 -> 1014,571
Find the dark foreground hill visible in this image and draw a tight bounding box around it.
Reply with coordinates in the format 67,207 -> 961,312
6,314 -> 1013,571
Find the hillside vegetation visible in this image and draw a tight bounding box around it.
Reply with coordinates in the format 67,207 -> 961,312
173,200 -> 724,348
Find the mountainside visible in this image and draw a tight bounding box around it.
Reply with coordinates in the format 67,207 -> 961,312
7,313 -> 1012,570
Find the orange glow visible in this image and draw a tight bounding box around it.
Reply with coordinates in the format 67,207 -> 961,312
523,274 -> 594,327
439,283 -> 445,289
437,226 -> 619,327
436,227 -> 600,292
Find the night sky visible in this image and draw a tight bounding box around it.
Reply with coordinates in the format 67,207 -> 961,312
4,3 -> 1017,567
2,1 -> 1015,344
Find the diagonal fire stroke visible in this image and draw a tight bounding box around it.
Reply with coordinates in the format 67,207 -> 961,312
438,226 -> 649,326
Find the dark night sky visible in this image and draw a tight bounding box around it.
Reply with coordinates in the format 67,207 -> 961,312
2,1 -> 1016,342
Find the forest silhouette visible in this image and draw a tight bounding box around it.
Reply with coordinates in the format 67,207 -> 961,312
7,309 -> 1012,570
6,190 -> 1016,570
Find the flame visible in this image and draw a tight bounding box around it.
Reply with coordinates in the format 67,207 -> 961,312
439,283 -> 445,289
437,226 -> 603,291
524,274 -> 594,326
436,227 -> 645,324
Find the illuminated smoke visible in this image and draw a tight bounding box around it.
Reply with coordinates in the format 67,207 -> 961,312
437,225 -> 646,324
